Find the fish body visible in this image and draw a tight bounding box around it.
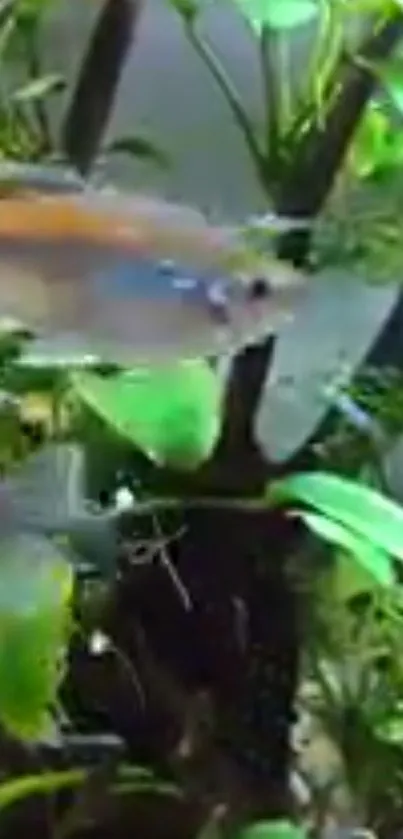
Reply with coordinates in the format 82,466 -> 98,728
0,188 -> 307,364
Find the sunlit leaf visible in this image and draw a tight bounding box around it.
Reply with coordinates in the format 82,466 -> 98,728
232,0 -> 318,34
238,820 -> 307,839
375,711 -> 403,744
0,769 -> 86,811
268,471 -> 403,562
348,105 -> 391,179
0,534 -> 73,741
105,135 -> 170,169
329,551 -> 386,601
71,361 -> 223,470
294,510 -> 395,588
12,74 -> 66,103
376,57 -> 403,115
345,0 -> 400,11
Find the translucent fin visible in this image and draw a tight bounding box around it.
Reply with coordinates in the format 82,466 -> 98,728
0,162 -> 86,197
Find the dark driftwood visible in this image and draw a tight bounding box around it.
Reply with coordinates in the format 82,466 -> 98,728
62,0 -> 144,176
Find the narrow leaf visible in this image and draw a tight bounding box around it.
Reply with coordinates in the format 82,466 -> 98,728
0,764 -> 179,812
294,510 -> 395,587
268,471 -> 403,562
12,75 -> 66,103
105,135 -> 170,168
238,820 -> 307,839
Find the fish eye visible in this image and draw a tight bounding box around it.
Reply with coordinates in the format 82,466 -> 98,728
248,276 -> 273,300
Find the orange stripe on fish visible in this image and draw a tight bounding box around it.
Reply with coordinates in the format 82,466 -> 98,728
0,194 -> 143,249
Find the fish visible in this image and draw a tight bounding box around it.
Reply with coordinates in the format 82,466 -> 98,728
0,186 -> 308,365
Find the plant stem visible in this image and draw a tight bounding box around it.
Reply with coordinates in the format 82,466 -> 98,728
184,21 -> 269,191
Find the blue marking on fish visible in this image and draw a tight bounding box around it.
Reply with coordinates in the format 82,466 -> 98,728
91,257 -> 228,305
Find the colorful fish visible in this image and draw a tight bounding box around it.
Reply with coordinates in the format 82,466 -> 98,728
0,184 -> 308,365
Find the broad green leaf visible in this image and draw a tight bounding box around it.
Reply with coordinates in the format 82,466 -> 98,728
233,0 -> 318,34
294,510 -> 394,590
12,74 -> 65,103
268,471 -> 403,562
0,534 -> 73,741
71,361 -> 223,470
105,135 -> 170,169
237,820 -> 307,839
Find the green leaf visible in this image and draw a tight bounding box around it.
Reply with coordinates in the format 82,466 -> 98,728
0,534 -> 73,741
345,0 -> 400,10
168,0 -> 199,23
0,764 -> 179,812
375,58 -> 403,115
349,105 -> 391,179
268,471 -> 403,563
232,0 -> 318,34
375,711 -> 403,744
0,769 -> 86,811
12,74 -> 66,103
237,820 -> 307,839
105,135 -> 170,169
71,361 -> 223,470
294,510 -> 395,588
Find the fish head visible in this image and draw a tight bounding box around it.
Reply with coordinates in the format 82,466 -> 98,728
200,244 -> 307,352
76,244 -> 308,364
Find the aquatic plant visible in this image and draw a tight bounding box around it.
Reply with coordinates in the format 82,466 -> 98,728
1,2 -> 403,839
